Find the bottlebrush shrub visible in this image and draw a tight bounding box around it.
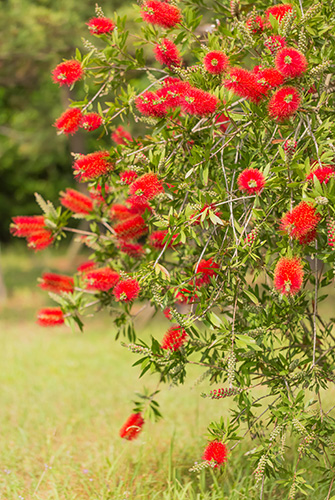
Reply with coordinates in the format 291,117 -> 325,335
11,1 -> 335,495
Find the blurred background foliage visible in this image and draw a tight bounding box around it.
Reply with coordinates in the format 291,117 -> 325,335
0,0 -> 134,242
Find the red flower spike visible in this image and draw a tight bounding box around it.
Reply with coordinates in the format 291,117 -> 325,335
161,326 -> 187,351
203,51 -> 229,75
202,441 -> 228,467
117,240 -> 145,258
54,108 -> 83,135
268,87 -> 300,122
223,67 -> 268,103
60,188 -> 94,215
266,4 -> 293,23
77,261 -> 96,274
237,168 -> 265,195
196,258 -> 220,286
87,17 -> 115,34
149,230 -> 179,248
182,87 -> 218,116
110,204 -> 134,221
27,229 -> 54,251
255,68 -> 284,89
73,151 -> 112,181
85,267 -> 120,292
306,164 -> 335,185
264,35 -> 286,54
113,278 -> 140,302
120,171 -> 138,185
246,15 -> 264,34
10,215 -> 45,238
215,113 -> 230,133
280,201 -> 321,244
274,256 -> 304,296
51,60 -> 83,87
327,218 -> 335,249
154,39 -> 181,67
119,413 -> 144,440
37,307 -> 65,327
283,138 -> 297,160
80,112 -> 103,132
38,273 -> 74,294
129,173 -> 164,201
275,48 -> 307,79
114,215 -> 148,241
127,197 -> 152,215
112,126 -> 133,145
141,0 -> 182,28
135,91 -> 168,118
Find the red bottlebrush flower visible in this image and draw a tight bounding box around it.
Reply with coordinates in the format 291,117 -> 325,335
141,0 -> 182,28
223,67 -> 268,103
266,4 -> 293,23
164,307 -> 172,320
327,218 -> 335,249
307,164 -> 335,184
73,151 -> 112,181
51,60 -> 83,87
181,88 -> 218,116
196,258 -> 220,286
283,138 -> 297,160
77,261 -> 96,274
202,441 -> 228,467
85,267 -> 120,292
10,215 -> 45,237
87,16 -> 115,34
114,215 -> 148,241
149,230 -> 179,248
161,326 -> 187,351
117,240 -> 145,258
27,229 -> 54,251
127,197 -> 152,215
280,201 -> 321,244
129,173 -> 164,202
37,307 -> 65,327
274,256 -> 304,296
112,126 -> 133,145
203,51 -> 229,75
255,68 -> 284,89
275,48 -> 307,79
154,39 -> 181,67
135,91 -> 167,118
264,35 -> 286,54
190,203 -> 222,225
120,171 -> 138,185
156,81 -> 190,110
244,227 -> 259,247
54,108 -> 83,135
60,188 -> 94,215
215,113 -> 230,133
80,112 -> 103,132
113,278 -> 140,302
237,168 -> 265,195
119,413 -> 144,440
246,15 -> 264,34
176,288 -> 198,304
268,86 -> 300,122
38,273 -> 74,293
110,204 -> 134,221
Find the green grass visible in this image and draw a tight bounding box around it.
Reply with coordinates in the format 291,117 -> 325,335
0,246 -> 334,499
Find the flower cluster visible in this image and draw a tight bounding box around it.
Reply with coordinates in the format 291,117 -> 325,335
52,60 -> 84,87
274,257 -> 304,296
38,273 -> 74,293
203,51 -> 229,75
141,0 -> 182,28
60,188 -> 94,215
10,216 -> 54,251
161,326 -> 187,351
154,39 -> 181,67
202,441 -> 228,467
280,201 -> 321,244
113,278 -> 140,302
87,17 -> 115,34
85,268 -> 120,292
37,308 -> 65,326
237,168 -> 265,195
73,151 -> 113,181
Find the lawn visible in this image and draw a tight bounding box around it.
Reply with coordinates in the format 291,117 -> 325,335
0,246 -> 334,499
